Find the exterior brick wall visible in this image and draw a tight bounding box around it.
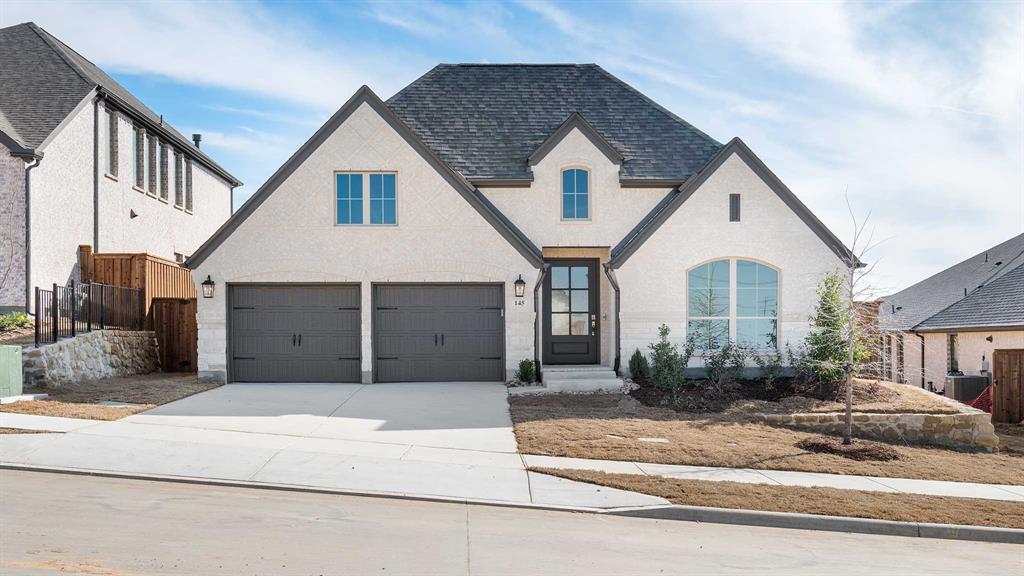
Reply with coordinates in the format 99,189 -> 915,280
0,153 -> 26,311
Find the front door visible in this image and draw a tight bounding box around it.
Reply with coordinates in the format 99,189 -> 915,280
543,259 -> 599,364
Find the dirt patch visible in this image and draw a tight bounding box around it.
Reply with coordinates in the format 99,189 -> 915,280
534,468 -> 1024,529
510,393 -> 1024,484
0,428 -> 59,434
0,325 -> 35,347
0,373 -> 220,421
996,424 -> 1024,455
795,436 -> 901,462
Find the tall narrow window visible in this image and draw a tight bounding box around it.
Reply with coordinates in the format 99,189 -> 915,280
105,108 -> 118,176
335,173 -> 363,224
184,159 -> 193,212
145,133 -> 155,194
561,168 -> 589,220
174,152 -> 183,207
369,173 -> 396,225
896,334 -> 905,383
158,142 -> 168,200
687,260 -> 730,349
729,194 -> 740,222
133,127 -> 143,188
735,260 -> 777,349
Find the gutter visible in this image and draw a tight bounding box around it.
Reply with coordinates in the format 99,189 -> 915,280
533,264 -> 550,380
22,155 -> 42,313
602,263 -> 622,375
93,95 -> 100,251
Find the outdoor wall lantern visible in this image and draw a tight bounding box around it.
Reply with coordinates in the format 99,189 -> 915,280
201,275 -> 216,299
514,275 -> 527,299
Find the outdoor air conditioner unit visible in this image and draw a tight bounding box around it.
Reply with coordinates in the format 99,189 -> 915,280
944,375 -> 990,402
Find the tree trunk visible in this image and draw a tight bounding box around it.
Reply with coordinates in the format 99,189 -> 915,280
843,267 -> 856,445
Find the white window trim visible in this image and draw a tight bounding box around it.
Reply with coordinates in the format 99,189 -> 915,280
332,171 -> 399,227
685,257 -> 782,352
559,165 -> 592,222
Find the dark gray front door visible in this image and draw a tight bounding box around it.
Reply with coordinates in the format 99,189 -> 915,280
543,260 -> 599,364
229,285 -> 360,382
373,284 -> 503,382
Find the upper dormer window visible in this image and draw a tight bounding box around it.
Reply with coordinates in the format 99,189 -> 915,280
561,168 -> 589,220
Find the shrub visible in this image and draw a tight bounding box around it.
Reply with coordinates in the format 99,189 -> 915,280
804,271 -> 867,385
514,358 -> 536,384
648,324 -> 684,394
703,340 -> 745,396
750,349 -> 784,397
628,348 -> 649,382
0,312 -> 29,332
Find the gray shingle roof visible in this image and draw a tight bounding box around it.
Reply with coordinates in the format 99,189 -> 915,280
880,233 -> 1024,331
386,64 -> 722,181
916,261 -> 1024,330
0,22 -> 240,184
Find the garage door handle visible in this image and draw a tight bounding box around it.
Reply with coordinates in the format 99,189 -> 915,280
434,334 -> 438,346
298,334 -> 302,347
441,334 -> 445,346
292,334 -> 296,346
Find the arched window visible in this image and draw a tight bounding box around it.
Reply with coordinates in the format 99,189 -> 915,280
561,168 -> 589,220
687,259 -> 779,350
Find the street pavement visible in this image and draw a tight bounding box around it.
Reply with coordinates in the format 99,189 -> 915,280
1,469 -> 1020,575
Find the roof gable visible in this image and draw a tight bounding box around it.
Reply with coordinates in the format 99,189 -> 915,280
186,86 -> 543,269
386,64 -> 721,182
609,137 -> 856,268
527,112 -> 624,167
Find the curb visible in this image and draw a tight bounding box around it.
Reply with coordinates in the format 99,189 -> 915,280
3,463 -> 1021,545
610,504 -> 1024,545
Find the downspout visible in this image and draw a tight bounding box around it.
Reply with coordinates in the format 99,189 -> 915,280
93,96 -> 100,251
603,263 -> 622,375
532,263 -> 550,381
23,156 -> 42,313
914,331 -> 925,389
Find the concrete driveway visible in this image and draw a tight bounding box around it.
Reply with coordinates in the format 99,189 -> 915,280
126,382 -> 518,453
0,382 -> 668,510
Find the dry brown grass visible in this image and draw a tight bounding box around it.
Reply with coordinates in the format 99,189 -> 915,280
0,428 -> 58,434
510,394 -> 1024,485
714,379 -> 958,415
534,468 -> 1024,529
0,373 -> 221,421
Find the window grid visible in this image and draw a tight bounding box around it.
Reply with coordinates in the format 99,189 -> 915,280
174,152 -> 184,207
550,266 -> 590,336
158,142 -> 168,200
687,260 -> 730,350
132,127 -> 143,188
735,260 -> 778,350
561,168 -> 589,220
105,109 -> 118,177
335,173 -> 363,224
146,134 -> 156,195
687,259 -> 779,351
369,173 -> 397,225
184,159 -> 193,212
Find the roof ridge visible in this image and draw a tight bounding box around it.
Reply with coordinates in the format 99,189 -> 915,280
887,232 -> 1024,299
589,64 -> 722,148
913,258 -> 1024,330
24,23 -> 94,87
444,63 -> 591,67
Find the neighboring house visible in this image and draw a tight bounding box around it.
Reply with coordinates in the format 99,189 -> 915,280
187,64 -> 854,384
878,233 -> 1024,391
0,22 -> 241,313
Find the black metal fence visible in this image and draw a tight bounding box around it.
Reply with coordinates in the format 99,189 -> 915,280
34,282 -> 144,346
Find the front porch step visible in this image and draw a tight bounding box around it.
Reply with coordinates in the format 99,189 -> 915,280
544,378 -> 623,393
542,369 -> 619,381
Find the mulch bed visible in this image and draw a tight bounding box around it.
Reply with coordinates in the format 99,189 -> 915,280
795,435 -> 901,462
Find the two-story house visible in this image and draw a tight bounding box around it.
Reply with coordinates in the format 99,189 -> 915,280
0,22 -> 241,313
186,64 -> 854,385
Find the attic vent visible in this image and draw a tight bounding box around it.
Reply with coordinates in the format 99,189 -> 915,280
729,194 -> 740,222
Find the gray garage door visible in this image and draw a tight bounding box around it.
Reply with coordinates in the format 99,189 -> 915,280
374,284 -> 503,382
229,285 -> 360,382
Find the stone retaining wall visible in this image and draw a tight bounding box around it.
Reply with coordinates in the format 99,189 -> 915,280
756,407 -> 998,452
23,330 -> 160,387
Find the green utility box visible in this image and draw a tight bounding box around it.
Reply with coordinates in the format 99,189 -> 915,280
0,345 -> 22,398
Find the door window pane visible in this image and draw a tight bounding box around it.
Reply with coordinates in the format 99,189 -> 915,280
570,289 -> 588,312
570,313 -> 589,336
551,290 -> 570,312
552,314 -> 570,335
570,266 -> 588,289
551,267 -> 569,289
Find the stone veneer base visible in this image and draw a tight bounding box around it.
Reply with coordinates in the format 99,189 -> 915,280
22,330 -> 160,387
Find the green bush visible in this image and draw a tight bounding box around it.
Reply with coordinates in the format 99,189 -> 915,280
703,340 -> 745,395
804,271 -> 867,386
750,349 -> 783,396
515,358 -> 536,384
0,312 -> 29,332
628,348 -> 649,382
648,324 -> 693,398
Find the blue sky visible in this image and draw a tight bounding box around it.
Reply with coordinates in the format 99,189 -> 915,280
3,0 -> 1021,293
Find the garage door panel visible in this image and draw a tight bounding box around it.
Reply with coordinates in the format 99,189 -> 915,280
374,284 -> 503,382
229,285 -> 360,383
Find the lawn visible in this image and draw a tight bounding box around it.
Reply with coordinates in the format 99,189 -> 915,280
0,373 -> 220,421
535,468 -> 1024,529
510,392 -> 1024,485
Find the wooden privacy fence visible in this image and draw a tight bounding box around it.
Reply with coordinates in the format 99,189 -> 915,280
79,246 -> 198,372
992,349 -> 1023,424
79,246 -> 195,328
151,298 -> 198,372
